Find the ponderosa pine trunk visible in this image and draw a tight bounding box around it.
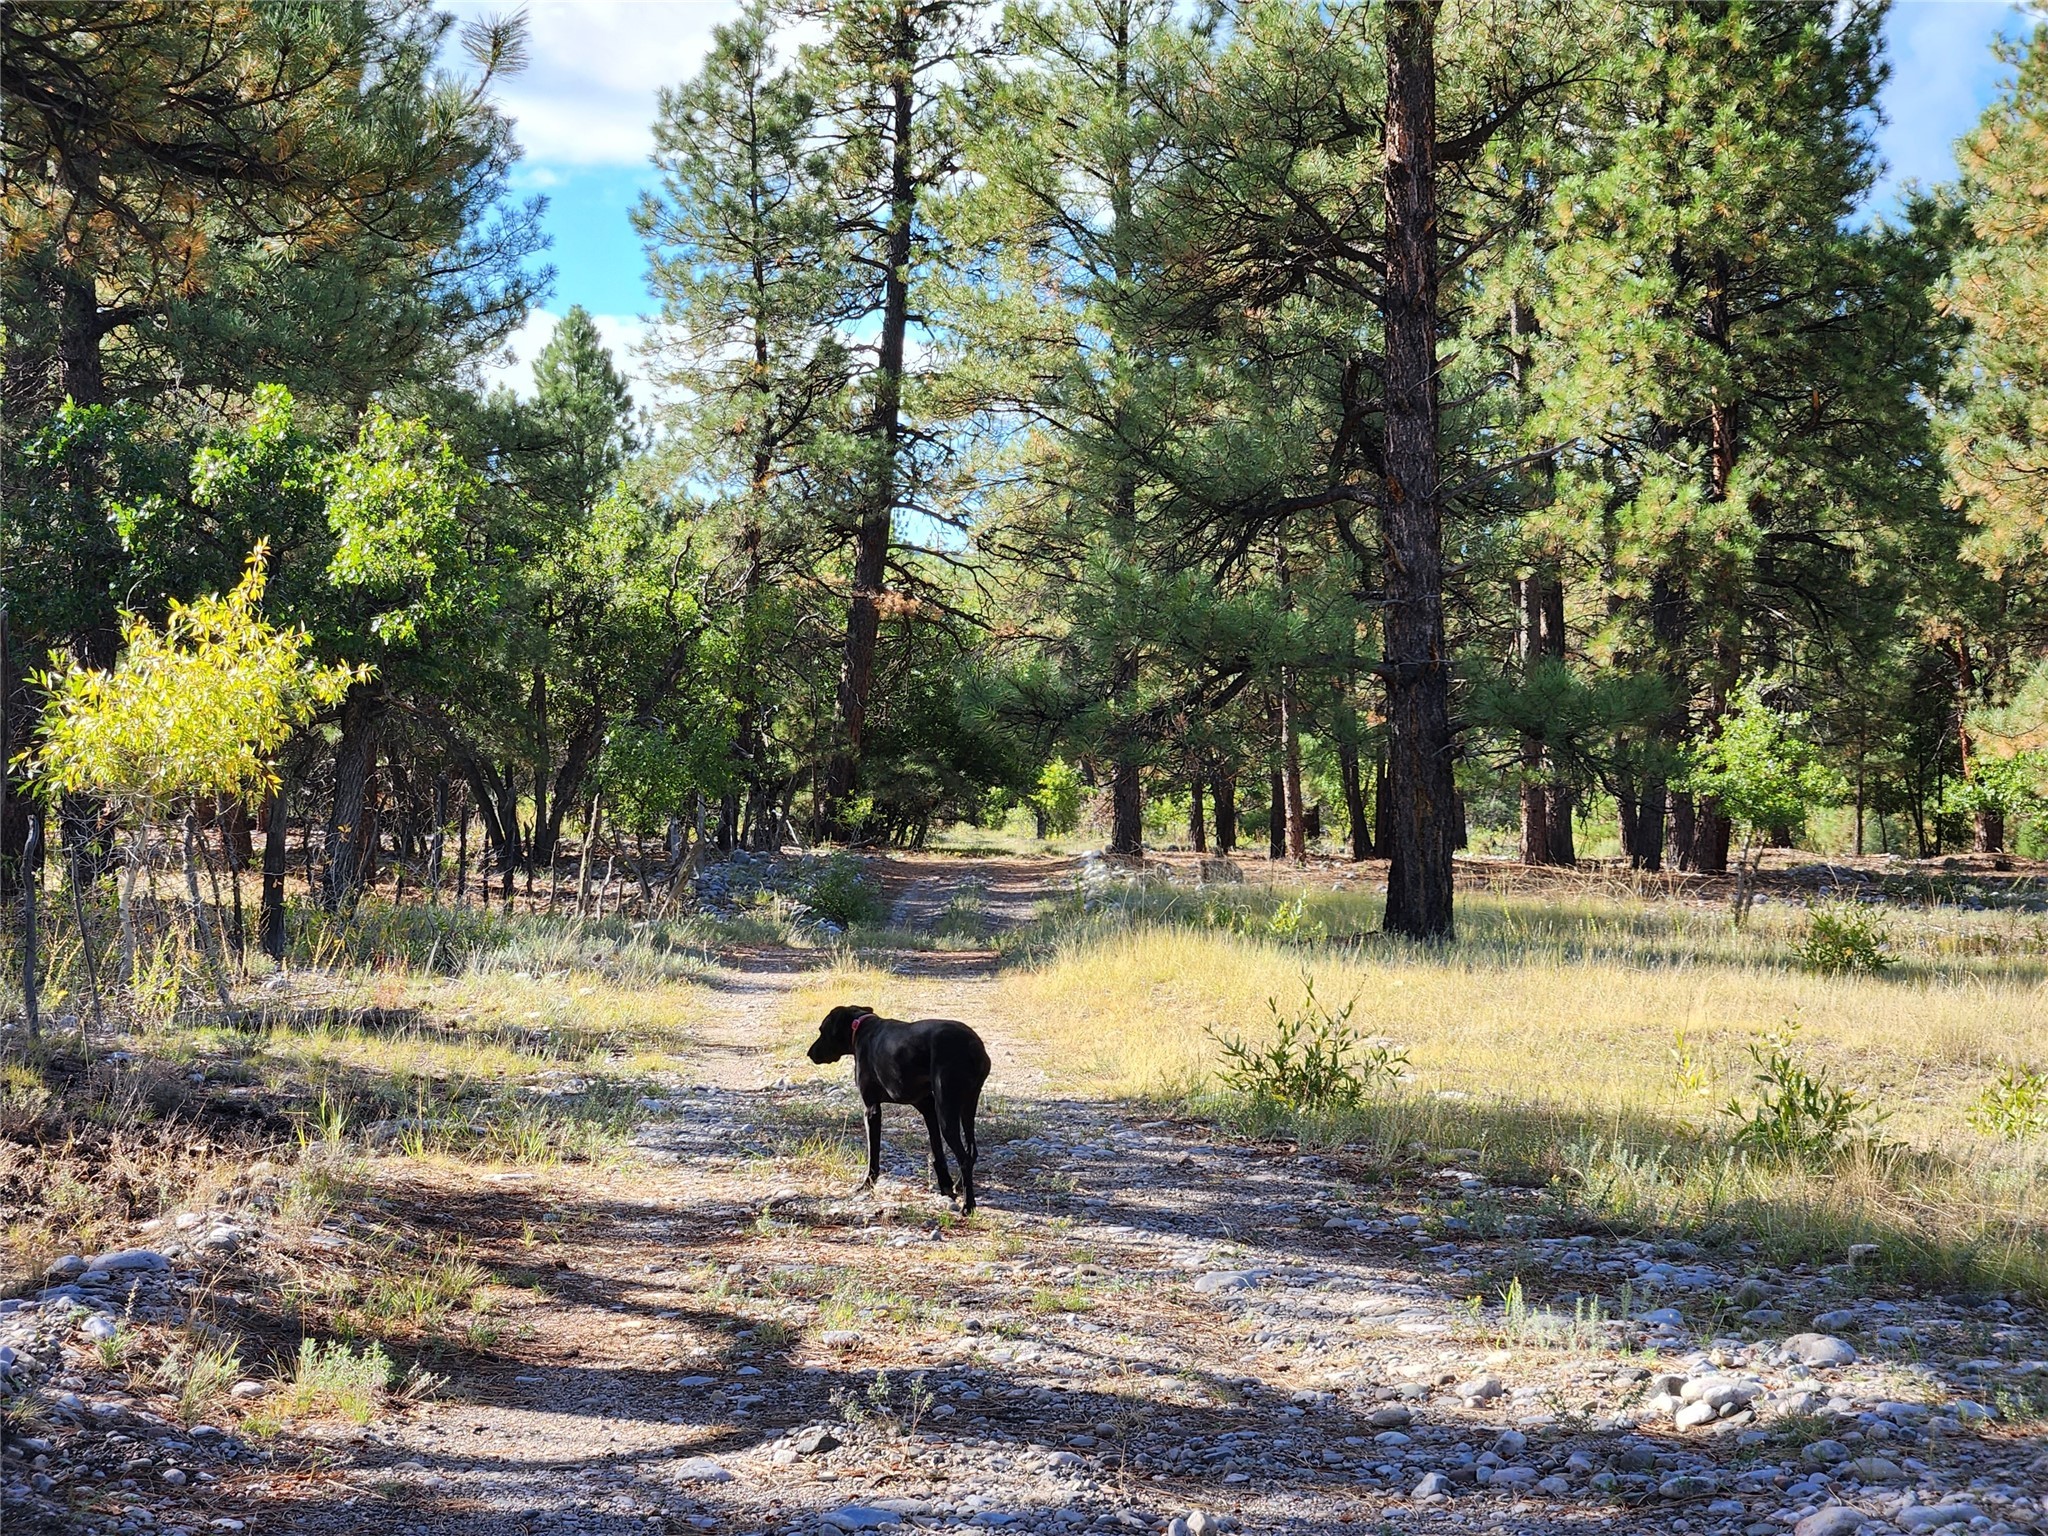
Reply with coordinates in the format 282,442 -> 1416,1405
1268,765 -> 1286,859
1189,775 -> 1207,854
1539,575 -> 1575,866
1213,769 -> 1237,854
1379,0 -> 1456,939
324,685 -> 383,910
1108,649 -> 1144,857
822,0 -> 916,835
1515,571 -> 1550,866
1338,734 -> 1371,861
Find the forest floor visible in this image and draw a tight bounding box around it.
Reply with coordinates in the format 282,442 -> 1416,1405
7,852 -> 2048,1536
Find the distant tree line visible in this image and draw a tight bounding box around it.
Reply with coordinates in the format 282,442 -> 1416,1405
5,0 -> 2048,942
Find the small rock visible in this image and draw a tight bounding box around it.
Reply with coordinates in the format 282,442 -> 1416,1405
672,1457 -> 733,1483
1412,1472 -> 1452,1498
229,1381 -> 267,1400
1457,1374 -> 1503,1403
1840,1455 -> 1903,1483
1674,1401 -> 1717,1430
793,1426 -> 842,1456
820,1330 -> 862,1349
80,1315 -> 121,1343
1192,1271 -> 1258,1294
45,1255 -> 87,1281
1367,1405 -> 1411,1429
1659,1474 -> 1718,1499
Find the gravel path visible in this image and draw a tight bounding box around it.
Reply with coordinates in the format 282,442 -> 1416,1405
8,863 -> 2048,1536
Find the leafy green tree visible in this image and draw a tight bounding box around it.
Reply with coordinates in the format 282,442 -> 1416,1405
1682,681 -> 1844,922
33,549 -> 356,981
1,0 -> 545,885
319,406 -> 500,906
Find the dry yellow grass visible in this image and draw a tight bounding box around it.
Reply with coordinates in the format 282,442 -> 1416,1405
981,882 -> 2048,1293
1004,890 -> 2048,1129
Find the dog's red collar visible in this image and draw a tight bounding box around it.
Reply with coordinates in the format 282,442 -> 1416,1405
851,1012 -> 875,1037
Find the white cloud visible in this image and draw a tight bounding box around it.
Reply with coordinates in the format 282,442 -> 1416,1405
445,0 -> 740,167
1871,1 -> 2026,201
480,307 -> 663,416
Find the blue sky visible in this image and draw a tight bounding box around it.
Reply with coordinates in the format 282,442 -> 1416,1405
457,0 -> 2035,402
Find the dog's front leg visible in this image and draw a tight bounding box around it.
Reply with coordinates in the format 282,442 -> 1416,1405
863,1102 -> 883,1188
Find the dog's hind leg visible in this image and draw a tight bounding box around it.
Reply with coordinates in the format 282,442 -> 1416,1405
938,1074 -> 982,1213
918,1101 -> 956,1198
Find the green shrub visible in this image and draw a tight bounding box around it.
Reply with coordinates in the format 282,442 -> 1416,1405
1969,1063 -> 2048,1140
281,1338 -> 394,1423
1266,897 -> 1328,941
1210,979 -> 1407,1115
1797,904 -> 1895,975
803,855 -> 885,927
1721,1026 -> 1886,1166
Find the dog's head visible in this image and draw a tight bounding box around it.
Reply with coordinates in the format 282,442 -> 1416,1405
808,1003 -> 875,1064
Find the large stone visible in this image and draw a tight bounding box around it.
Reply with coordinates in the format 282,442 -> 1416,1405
1192,1271 -> 1260,1294
1840,1456 -> 1904,1483
1793,1509 -> 1872,1536
792,1425 -> 842,1456
1411,1472 -> 1452,1498
1780,1334 -> 1857,1368
1898,1507 -> 1984,1533
821,1508 -> 902,1531
87,1249 -> 169,1274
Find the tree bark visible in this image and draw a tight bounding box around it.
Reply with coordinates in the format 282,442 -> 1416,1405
1975,806 -> 2005,855
324,685 -> 384,910
1515,571 -> 1549,866
1268,766 -> 1286,860
1667,790 -> 1697,872
1337,734 -> 1371,861
260,781 -> 289,963
1379,0 -> 1456,939
1538,576 -> 1574,866
1188,775 -> 1207,854
1212,769 -> 1237,854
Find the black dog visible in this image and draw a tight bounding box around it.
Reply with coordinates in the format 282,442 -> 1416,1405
807,1003 -> 990,1213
